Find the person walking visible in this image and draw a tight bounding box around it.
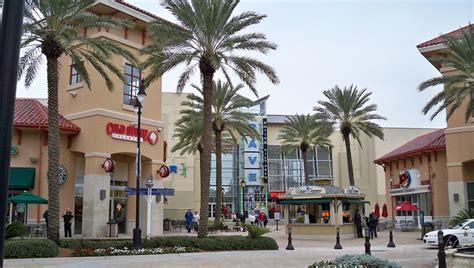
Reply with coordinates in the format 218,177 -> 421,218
62,208 -> 74,237
192,211 -> 200,233
368,213 -> 377,239
263,212 -> 268,228
354,209 -> 363,238
43,209 -> 49,227
185,209 -> 193,233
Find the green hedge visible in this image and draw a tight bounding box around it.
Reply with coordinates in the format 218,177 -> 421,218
61,236 -> 278,251
5,239 -> 58,258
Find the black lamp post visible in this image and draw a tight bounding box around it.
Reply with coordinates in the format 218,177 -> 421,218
132,80 -> 147,249
240,179 -> 246,220
438,230 -> 447,268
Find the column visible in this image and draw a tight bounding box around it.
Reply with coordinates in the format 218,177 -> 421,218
82,153 -> 111,237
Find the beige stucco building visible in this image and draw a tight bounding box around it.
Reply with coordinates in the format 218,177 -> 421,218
8,0 -> 176,238
161,92 -> 438,221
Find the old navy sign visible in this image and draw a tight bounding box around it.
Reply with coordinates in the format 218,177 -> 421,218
106,122 -> 159,145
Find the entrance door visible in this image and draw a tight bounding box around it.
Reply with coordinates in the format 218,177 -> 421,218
110,180 -> 127,234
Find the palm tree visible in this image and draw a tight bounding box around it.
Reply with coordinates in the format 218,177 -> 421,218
314,85 -> 386,187
172,114 -> 204,178
19,0 -> 137,243
181,81 -> 259,223
142,0 -> 279,238
419,24 -> 474,121
278,114 -> 332,185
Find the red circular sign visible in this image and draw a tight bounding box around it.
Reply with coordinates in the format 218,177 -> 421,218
158,165 -> 170,178
102,158 -> 115,173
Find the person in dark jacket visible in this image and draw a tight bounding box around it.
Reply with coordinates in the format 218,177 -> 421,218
354,209 -> 363,238
63,208 -> 74,237
368,213 -> 378,239
184,209 -> 194,233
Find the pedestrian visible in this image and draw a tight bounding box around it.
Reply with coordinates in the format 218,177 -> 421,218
263,212 -> 268,228
185,209 -> 193,233
368,213 -> 377,239
270,205 -> 276,219
192,211 -> 200,233
354,209 -> 363,238
62,208 -> 74,237
43,209 -> 49,227
223,206 -> 228,220
258,211 -> 264,227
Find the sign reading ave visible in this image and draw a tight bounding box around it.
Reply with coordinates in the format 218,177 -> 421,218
124,187 -> 175,196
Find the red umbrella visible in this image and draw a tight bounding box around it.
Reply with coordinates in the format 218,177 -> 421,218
374,203 -> 380,218
382,203 -> 388,218
395,201 -> 419,211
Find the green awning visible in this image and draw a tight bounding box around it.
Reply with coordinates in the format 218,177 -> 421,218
277,198 -> 333,205
342,199 -> 370,205
8,192 -> 48,204
8,168 -> 35,189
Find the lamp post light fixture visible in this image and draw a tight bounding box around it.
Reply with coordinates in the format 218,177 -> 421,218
334,226 -> 342,249
145,175 -> 154,240
132,80 -> 147,249
240,179 -> 246,220
387,226 -> 396,248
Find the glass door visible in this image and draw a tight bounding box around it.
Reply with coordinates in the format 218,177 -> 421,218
74,176 -> 84,235
110,180 -> 127,234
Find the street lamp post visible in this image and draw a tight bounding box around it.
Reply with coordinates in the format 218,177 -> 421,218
145,175 -> 154,240
240,179 -> 246,221
132,80 -> 147,249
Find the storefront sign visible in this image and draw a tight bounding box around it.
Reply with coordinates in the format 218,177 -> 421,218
399,169 -> 421,189
16,203 -> 26,213
58,164 -> 68,185
262,118 -> 268,184
243,120 -> 263,186
102,158 -> 116,173
399,171 -> 411,188
344,185 -> 361,194
11,146 -> 18,155
270,191 -> 285,199
106,122 -> 159,145
158,165 -> 170,178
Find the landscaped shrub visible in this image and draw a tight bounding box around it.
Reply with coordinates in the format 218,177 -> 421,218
241,223 -> 271,238
63,235 -> 278,256
4,239 -> 58,258
5,222 -> 29,239
73,246 -> 195,257
308,254 -> 401,268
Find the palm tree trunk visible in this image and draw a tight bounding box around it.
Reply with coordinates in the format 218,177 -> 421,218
215,130 -> 222,223
198,66 -> 214,238
302,148 -> 309,186
343,133 -> 355,186
46,56 -> 60,243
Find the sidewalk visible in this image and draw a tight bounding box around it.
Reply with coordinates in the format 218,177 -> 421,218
4,226 -> 438,268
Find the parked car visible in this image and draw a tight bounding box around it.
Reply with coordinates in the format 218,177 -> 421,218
423,219 -> 474,248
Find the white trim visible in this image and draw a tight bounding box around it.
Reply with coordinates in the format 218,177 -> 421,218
418,43 -> 447,53
64,108 -> 165,128
89,32 -> 143,49
67,82 -> 84,91
151,160 -> 166,165
447,162 -> 463,167
95,0 -> 154,23
445,126 -> 474,134
389,186 -> 430,196
85,152 -> 111,158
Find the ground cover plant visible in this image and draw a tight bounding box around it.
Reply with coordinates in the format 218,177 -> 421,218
309,254 -> 401,268
5,239 -> 58,258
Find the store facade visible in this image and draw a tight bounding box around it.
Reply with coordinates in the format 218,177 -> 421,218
8,0 -> 175,237
374,129 -> 450,227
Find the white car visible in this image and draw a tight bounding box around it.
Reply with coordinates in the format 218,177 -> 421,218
423,219 -> 474,248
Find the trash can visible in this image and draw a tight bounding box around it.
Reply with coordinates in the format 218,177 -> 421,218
106,220 -> 118,237
163,218 -> 170,231
421,222 -> 434,238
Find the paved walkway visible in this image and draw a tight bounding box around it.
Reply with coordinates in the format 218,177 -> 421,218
5,227 -> 440,268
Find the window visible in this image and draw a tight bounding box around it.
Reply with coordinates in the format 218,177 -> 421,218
467,183 -> 474,209
123,63 -> 141,105
315,146 -> 332,178
69,64 -> 82,85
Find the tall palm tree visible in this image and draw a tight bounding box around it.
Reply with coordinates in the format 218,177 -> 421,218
19,0 -> 137,243
142,0 -> 279,238
181,81 -> 259,223
419,24 -> 474,121
314,85 -> 386,187
278,114 -> 332,185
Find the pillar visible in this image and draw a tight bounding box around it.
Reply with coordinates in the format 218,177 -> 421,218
82,153 -> 110,237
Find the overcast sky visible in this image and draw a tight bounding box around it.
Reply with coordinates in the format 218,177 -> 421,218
16,0 -> 473,128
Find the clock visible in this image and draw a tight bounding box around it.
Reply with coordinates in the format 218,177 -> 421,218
58,164 -> 68,185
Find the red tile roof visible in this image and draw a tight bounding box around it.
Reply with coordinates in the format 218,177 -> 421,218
417,24 -> 471,49
14,99 -> 81,133
374,129 -> 445,164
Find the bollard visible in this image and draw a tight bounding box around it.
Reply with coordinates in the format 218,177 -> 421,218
438,230 -> 447,268
387,226 -> 396,248
334,226 -> 342,249
286,227 -> 294,250
364,228 -> 371,255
